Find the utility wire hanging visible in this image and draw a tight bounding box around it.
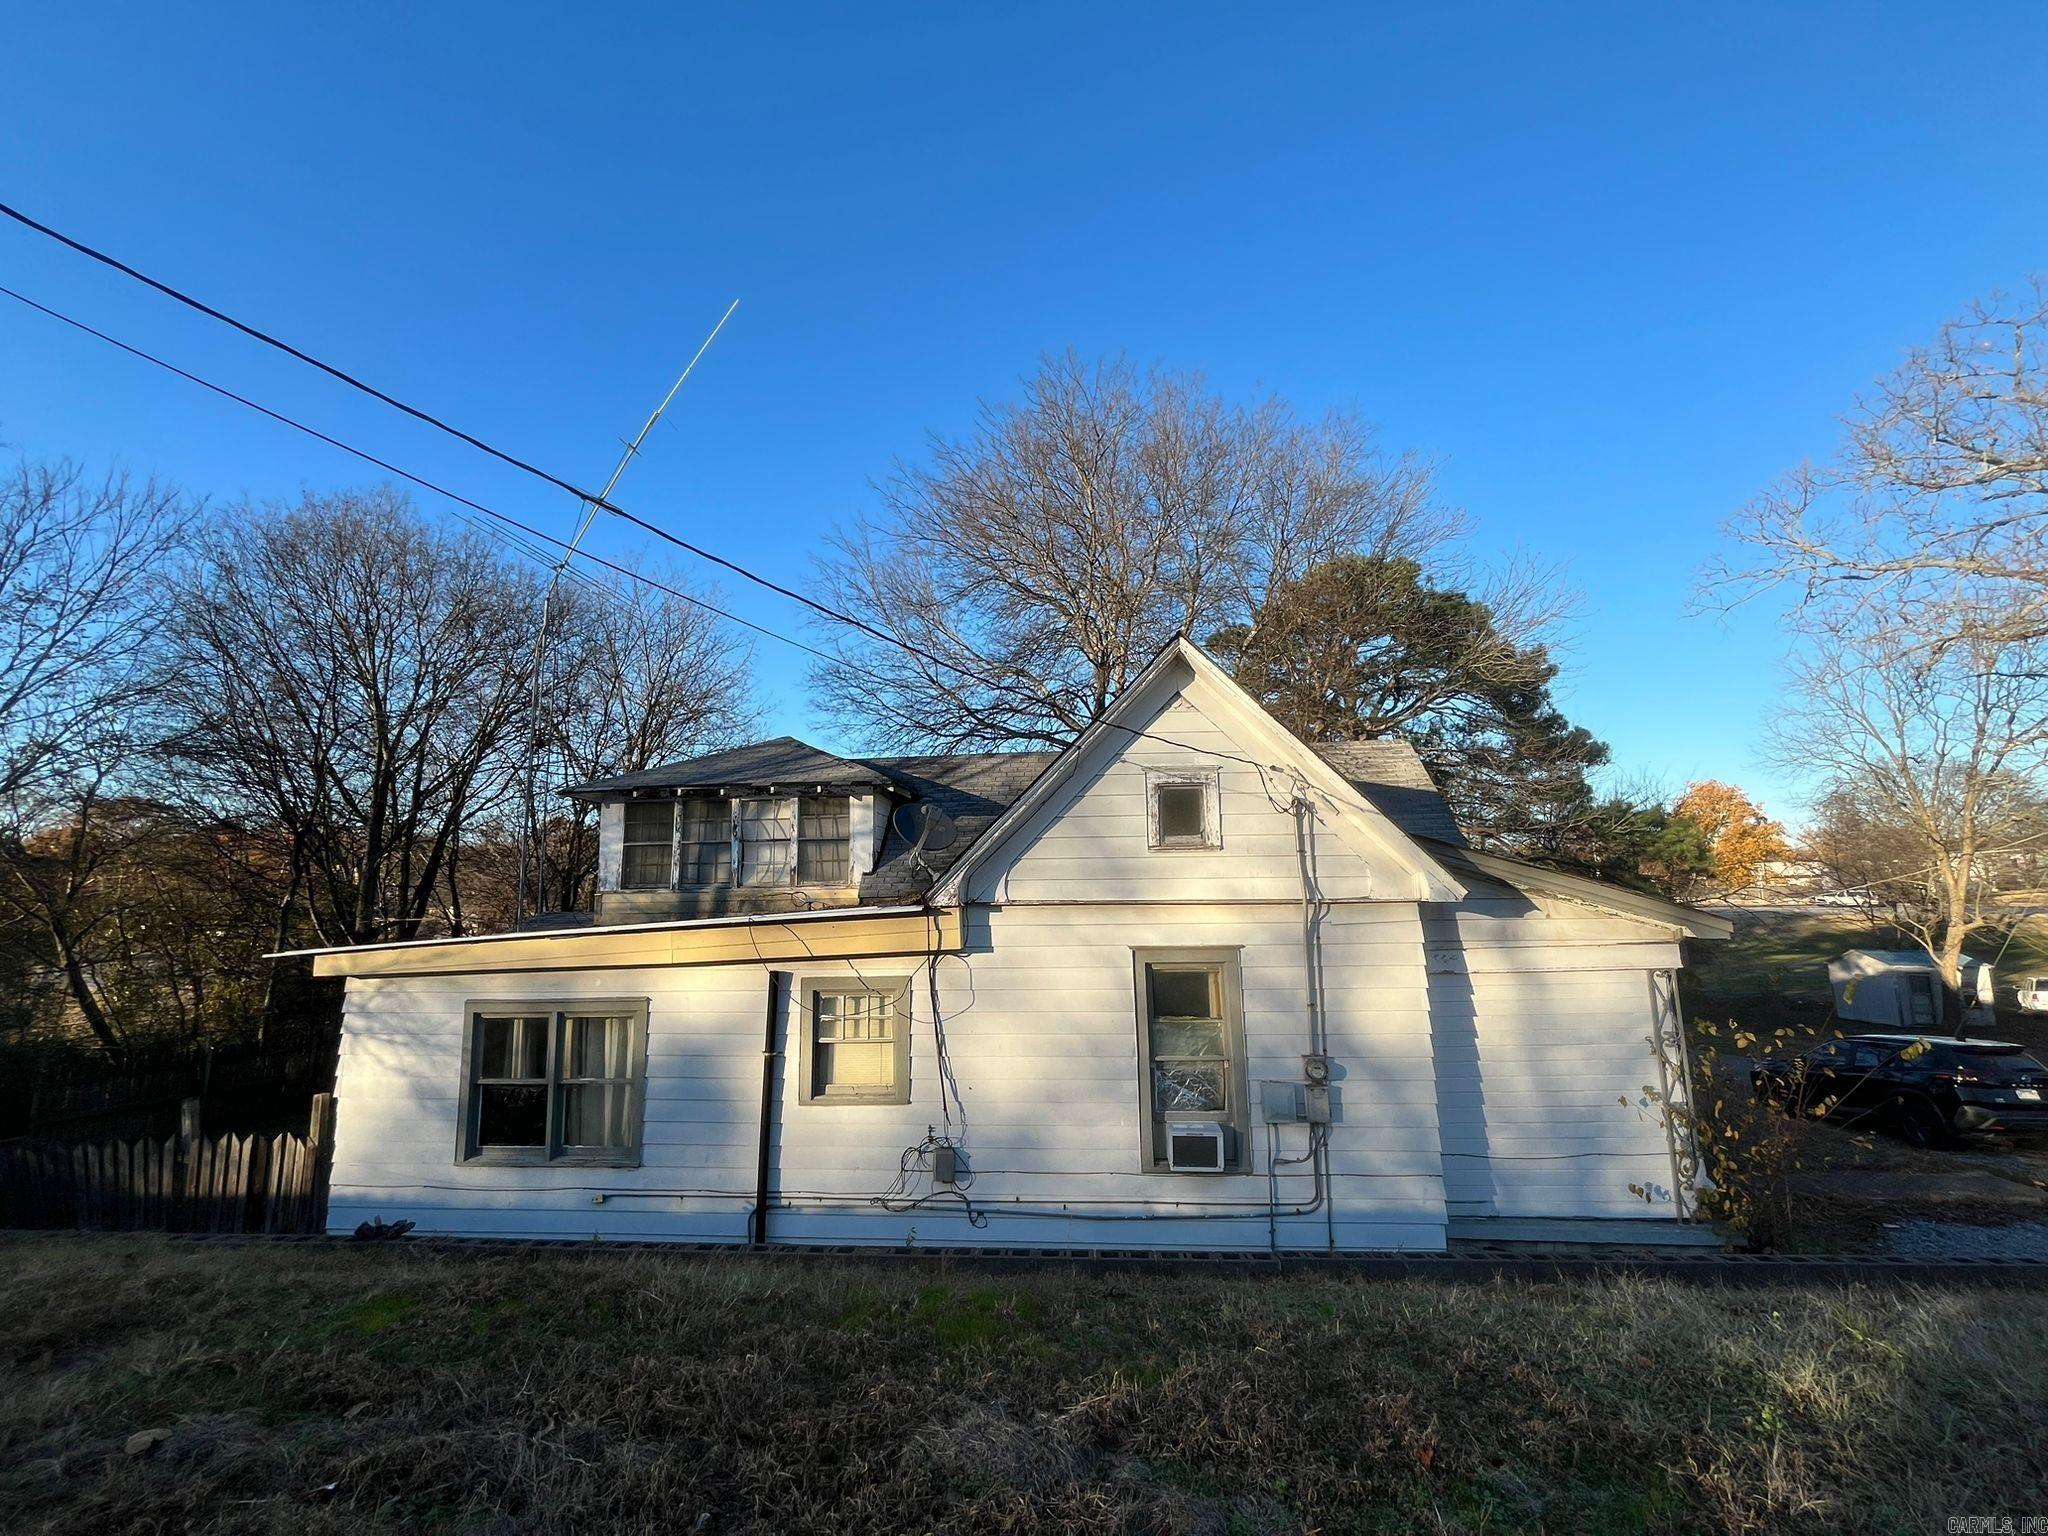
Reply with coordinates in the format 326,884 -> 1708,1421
513,300 -> 740,922
0,277 -> 1290,779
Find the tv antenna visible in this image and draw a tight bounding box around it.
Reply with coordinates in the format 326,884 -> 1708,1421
514,299 -> 741,922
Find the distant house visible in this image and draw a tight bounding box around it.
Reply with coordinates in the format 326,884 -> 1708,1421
291,639 -> 1730,1252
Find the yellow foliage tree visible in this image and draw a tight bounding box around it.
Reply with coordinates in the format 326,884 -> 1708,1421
1672,780 -> 1790,890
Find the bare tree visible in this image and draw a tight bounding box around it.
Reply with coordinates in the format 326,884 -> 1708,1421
521,567 -> 758,914
0,457 -> 189,801
1772,611 -> 2048,986
160,489 -> 540,947
1718,280 -> 2048,648
811,352 -> 1457,749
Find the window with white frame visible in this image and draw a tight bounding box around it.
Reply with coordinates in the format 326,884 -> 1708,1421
799,978 -> 910,1103
620,800 -> 674,888
738,797 -> 799,885
459,1000 -> 648,1165
1134,951 -> 1247,1168
1145,767 -> 1221,850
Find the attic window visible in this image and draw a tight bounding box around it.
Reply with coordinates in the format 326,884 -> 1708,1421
654,793 -> 856,889
620,801 -> 674,888
1146,768 -> 1221,850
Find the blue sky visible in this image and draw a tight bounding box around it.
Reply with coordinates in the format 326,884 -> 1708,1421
5,5 -> 2045,829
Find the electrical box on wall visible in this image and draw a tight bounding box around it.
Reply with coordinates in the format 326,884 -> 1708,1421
1261,1080 -> 1308,1122
931,1145 -> 960,1186
1261,1079 -> 1340,1125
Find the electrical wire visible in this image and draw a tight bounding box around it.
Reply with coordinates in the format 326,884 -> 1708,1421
0,213 -> 1304,778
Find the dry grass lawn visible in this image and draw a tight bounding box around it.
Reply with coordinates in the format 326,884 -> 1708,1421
2,1235 -> 2044,1534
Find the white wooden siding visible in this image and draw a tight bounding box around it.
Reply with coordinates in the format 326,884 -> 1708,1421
331,901 -> 1443,1250
971,693 -> 1409,905
1423,905 -> 1684,1220
328,664 -> 1692,1248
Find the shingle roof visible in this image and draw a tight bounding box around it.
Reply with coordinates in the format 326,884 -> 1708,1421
1312,740 -> 1468,847
857,752 -> 1061,904
565,737 -> 896,796
566,732 -> 1465,908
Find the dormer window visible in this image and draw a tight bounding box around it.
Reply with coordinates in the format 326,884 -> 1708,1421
1145,768 -> 1221,850
623,792 -> 857,891
620,801 -> 675,888
678,798 -> 732,884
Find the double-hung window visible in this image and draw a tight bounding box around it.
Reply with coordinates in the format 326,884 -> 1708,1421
1133,950 -> 1247,1168
799,978 -> 910,1104
459,1000 -> 648,1165
620,801 -> 675,889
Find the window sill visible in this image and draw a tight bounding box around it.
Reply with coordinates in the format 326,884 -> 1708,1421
801,1093 -> 909,1108
458,1152 -> 643,1170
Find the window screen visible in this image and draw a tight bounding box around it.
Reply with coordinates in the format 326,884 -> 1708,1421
1154,782 -> 1206,842
797,795 -> 851,884
1147,770 -> 1219,848
620,800 -> 674,888
677,797 -> 732,885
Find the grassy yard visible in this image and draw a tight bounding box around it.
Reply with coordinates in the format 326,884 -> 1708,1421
4,1237 -> 2045,1534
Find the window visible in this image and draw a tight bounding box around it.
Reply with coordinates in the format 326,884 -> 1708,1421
1133,950 -> 1247,1169
799,978 -> 910,1104
798,795 -> 851,884
677,797 -> 732,885
633,792 -> 853,891
1145,768 -> 1221,850
738,797 -> 798,885
459,1000 -> 648,1165
620,801 -> 674,889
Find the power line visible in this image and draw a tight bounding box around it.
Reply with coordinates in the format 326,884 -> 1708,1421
0,198 -> 1049,705
0,278 -> 1282,776
0,283 -> 866,680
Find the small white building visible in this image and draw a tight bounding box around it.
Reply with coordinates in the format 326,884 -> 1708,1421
1829,949 -> 1995,1034
294,639 -> 1730,1252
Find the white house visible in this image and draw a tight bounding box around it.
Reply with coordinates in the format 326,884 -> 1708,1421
293,639 -> 1730,1252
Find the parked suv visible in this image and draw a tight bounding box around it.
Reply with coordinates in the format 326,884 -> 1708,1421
1751,1034 -> 2048,1147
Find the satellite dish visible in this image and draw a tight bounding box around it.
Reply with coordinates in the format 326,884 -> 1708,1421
891,802 -> 959,864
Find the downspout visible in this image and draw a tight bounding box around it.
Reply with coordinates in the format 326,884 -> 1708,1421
751,969 -> 784,1247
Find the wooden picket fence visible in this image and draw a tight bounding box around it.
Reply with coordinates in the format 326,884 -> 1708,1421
0,1094 -> 334,1236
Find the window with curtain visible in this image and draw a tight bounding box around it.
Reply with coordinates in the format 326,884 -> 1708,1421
620,800 -> 674,888
460,1001 -> 648,1165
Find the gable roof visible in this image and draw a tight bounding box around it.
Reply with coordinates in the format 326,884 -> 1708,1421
928,637 -> 1470,907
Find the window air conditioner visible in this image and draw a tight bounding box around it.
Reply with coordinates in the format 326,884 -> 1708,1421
1166,1121 -> 1228,1172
